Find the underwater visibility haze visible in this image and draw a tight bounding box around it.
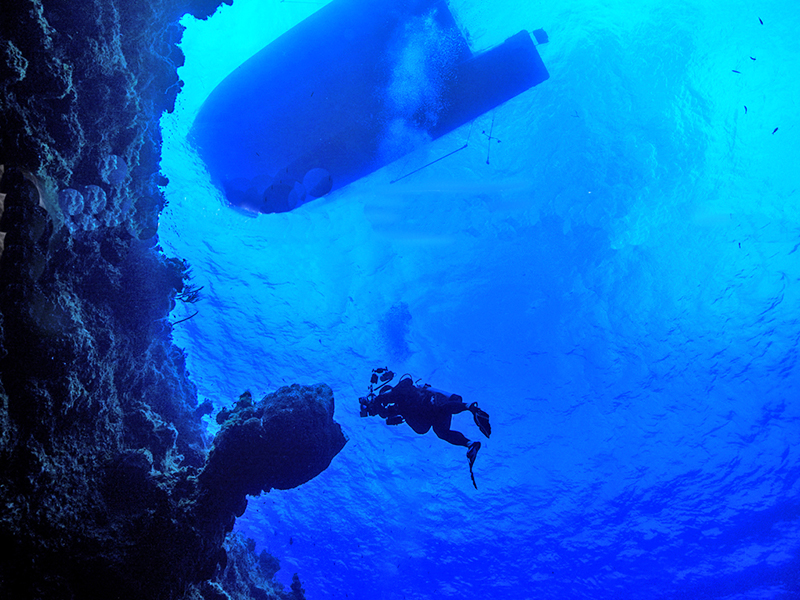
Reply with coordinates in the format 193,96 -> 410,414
159,0 -> 800,598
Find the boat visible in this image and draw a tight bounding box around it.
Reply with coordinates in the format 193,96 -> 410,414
190,0 -> 550,214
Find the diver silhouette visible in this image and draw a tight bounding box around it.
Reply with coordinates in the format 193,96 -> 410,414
359,368 -> 491,488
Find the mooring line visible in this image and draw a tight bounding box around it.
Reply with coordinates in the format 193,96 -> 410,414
389,143 -> 469,184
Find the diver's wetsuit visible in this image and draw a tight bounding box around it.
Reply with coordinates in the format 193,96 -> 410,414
362,371 -> 491,488
376,377 -> 471,447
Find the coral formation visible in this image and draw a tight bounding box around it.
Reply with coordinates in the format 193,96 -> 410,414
202,385 -> 347,501
0,0 -> 343,598
199,531 -> 306,600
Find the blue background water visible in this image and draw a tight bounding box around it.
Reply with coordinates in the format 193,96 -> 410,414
159,1 -> 800,598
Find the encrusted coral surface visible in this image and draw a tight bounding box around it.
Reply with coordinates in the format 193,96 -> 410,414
0,1 -> 340,598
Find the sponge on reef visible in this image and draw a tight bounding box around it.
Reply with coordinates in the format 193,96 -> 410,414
200,384 -> 347,512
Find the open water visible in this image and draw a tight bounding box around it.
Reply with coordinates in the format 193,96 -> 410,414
159,1 -> 800,598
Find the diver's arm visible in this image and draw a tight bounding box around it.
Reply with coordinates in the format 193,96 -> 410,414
380,402 -> 400,418
378,401 -> 405,425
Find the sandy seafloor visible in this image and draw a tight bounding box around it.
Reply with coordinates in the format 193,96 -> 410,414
159,1 -> 800,598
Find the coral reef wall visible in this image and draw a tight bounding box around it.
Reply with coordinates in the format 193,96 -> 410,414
0,1 -> 344,598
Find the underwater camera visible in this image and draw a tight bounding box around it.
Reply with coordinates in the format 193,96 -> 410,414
359,396 -> 374,418
360,367 -> 397,416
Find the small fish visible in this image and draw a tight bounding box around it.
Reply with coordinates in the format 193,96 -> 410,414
310,91 -> 314,97
744,105 -> 748,114
732,69 -> 741,73
772,127 -> 778,134
759,17 -> 763,24
750,56 -> 756,60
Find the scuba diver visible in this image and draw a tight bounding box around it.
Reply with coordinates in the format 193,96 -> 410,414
359,368 -> 491,489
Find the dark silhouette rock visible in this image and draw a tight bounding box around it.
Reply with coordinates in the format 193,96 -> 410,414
0,0 -> 343,598
201,385 -> 348,501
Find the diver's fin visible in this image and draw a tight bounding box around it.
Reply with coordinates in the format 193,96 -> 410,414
466,441 -> 481,489
469,403 -> 491,438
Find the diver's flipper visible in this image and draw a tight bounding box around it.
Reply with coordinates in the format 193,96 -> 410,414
466,441 -> 481,489
470,403 -> 492,438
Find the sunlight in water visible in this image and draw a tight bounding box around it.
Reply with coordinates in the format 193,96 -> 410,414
160,0 -> 800,598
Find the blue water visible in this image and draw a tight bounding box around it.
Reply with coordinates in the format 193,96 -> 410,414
159,1 -> 800,598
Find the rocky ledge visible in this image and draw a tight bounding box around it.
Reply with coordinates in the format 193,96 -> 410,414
0,0 -> 346,598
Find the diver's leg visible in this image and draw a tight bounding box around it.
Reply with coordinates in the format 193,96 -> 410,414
436,394 -> 490,438
439,394 -> 469,415
432,415 -> 470,447
433,413 -> 481,488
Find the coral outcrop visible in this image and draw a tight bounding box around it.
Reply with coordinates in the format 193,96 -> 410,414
202,386 -> 348,511
0,0 -> 344,598
0,165 -> 347,599
194,531 -> 306,600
